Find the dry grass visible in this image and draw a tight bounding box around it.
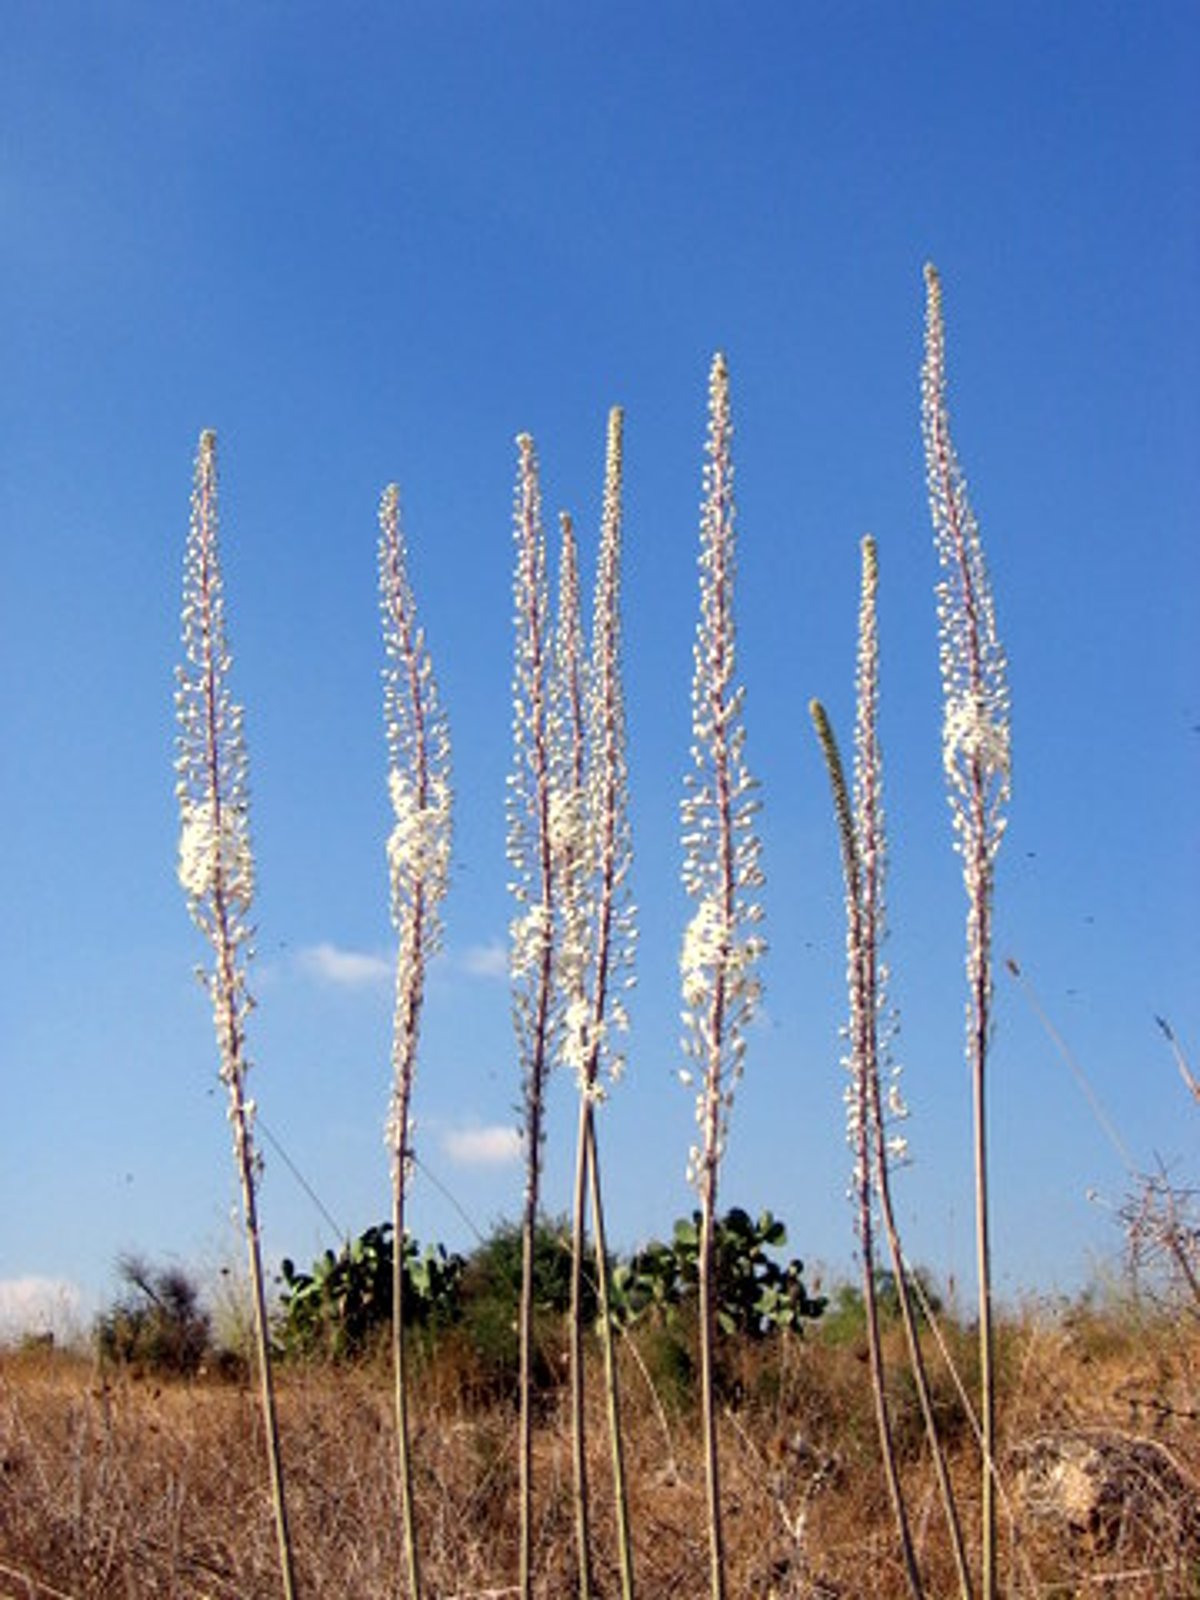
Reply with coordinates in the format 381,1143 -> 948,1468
1,1303 -> 1197,1598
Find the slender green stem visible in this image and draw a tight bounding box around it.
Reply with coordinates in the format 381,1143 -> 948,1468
519,1131 -> 549,1600
232,1092 -> 297,1600
858,1197 -> 918,1597
213,851 -> 296,1600
969,836 -> 997,1600
569,1096 -> 594,1600
586,1111 -> 636,1600
393,1181 -> 421,1600
698,1166 -> 725,1600
873,1155 -> 973,1598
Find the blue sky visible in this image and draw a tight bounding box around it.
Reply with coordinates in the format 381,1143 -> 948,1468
2,3 -> 1197,1334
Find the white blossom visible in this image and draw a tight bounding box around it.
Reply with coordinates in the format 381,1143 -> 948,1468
174,430 -> 258,1086
178,797 -> 254,909
679,355 -> 765,1189
378,482 -> 453,1191
943,692 -> 1011,786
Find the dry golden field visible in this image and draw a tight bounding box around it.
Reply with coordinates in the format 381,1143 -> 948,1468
1,1298 -> 1197,1599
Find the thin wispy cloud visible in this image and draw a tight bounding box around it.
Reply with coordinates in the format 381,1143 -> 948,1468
441,1124 -> 521,1167
296,942 -> 392,988
459,940 -> 508,980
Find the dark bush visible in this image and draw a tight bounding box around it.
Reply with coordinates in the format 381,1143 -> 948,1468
95,1254 -> 211,1377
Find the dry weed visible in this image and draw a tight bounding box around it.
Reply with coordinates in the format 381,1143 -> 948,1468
1,1311 -> 1197,1599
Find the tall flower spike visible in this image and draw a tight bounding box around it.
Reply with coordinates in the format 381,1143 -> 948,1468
564,409 -> 638,1600
853,537 -> 909,1171
922,263 -> 1011,1600
508,433 -> 558,1600
176,430 -> 255,1036
553,511 -> 592,1087
584,406 -> 636,1093
379,482 -> 452,1600
680,354 -> 765,1187
379,483 -> 453,1192
681,355 -> 765,1600
922,265 -> 1011,892
174,429 -> 296,1600
508,434 -> 558,1161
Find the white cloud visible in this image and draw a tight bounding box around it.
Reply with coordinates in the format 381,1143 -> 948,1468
0,1276 -> 86,1342
441,1124 -> 522,1167
296,942 -> 391,988
459,940 -> 508,980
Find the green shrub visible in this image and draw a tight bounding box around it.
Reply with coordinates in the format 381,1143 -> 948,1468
611,1208 -> 826,1339
277,1225 -> 464,1362
95,1255 -> 211,1377
818,1267 -> 942,1347
454,1216 -> 588,1400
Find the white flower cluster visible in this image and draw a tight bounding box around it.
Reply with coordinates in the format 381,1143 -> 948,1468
681,897 -> 724,1010
851,538 -> 913,1199
174,430 -> 259,1109
942,691 -> 1011,787
506,436 -> 553,921
514,412 -> 639,1110
378,484 -> 453,1187
510,902 -> 552,982
582,411 -> 638,1095
503,430 -> 565,1223
922,264 -> 1012,866
178,797 -> 254,910
386,770 -> 452,916
548,786 -> 589,878
175,430 -> 257,953
379,484 -> 453,932
679,355 -> 765,1188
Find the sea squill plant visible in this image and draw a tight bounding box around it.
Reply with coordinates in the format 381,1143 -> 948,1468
174,430 -> 296,1600
508,434 -> 559,1600
558,410 -> 637,1600
922,263 -> 1012,1600
679,355 -> 765,1600
811,537 -> 970,1600
809,549 -> 920,1600
551,506 -> 596,1598
378,483 -> 452,1600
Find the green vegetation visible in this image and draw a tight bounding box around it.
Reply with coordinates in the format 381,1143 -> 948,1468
277,1225 -> 465,1363
612,1208 -> 825,1339
271,1210 -> 821,1388
94,1254 -> 210,1378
